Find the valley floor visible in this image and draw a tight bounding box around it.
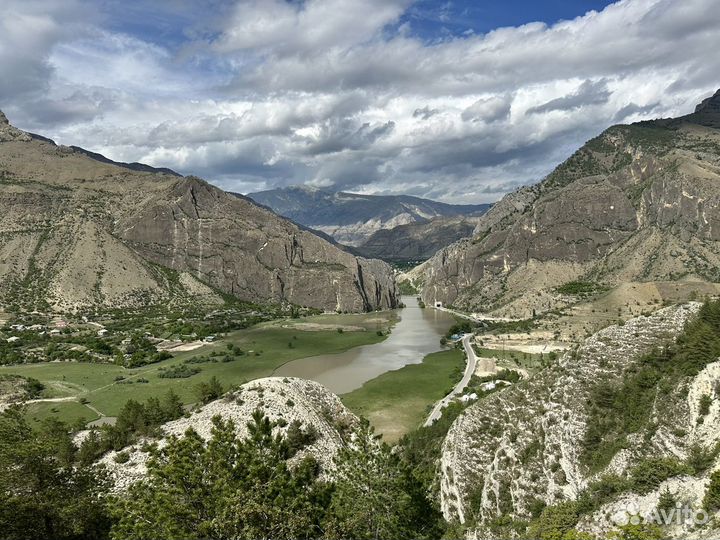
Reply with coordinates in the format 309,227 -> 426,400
2,311 -> 397,426
341,348 -> 465,443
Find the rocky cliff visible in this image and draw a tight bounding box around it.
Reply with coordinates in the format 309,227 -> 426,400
0,112 -> 398,312
440,303 -> 720,539
416,90 -> 720,317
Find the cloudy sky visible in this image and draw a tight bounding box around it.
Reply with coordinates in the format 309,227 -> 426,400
1,0 -> 719,203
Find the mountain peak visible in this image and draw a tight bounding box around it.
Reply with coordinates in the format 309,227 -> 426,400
685,88 -> 720,128
695,88 -> 720,113
0,110 -> 30,142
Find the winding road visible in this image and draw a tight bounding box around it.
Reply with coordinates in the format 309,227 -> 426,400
424,333 -> 478,426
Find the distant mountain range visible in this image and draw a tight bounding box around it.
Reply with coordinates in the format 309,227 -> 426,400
247,186 -> 490,246
0,111 -> 398,313
352,216 -> 483,263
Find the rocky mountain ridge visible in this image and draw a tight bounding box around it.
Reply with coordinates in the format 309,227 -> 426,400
0,112 -> 398,313
247,186 -> 490,246
414,90 -> 720,318
440,303 -> 720,539
353,215 -> 482,263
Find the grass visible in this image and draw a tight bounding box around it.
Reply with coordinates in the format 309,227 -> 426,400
25,401 -> 100,426
2,311 -> 395,424
341,348 -> 465,443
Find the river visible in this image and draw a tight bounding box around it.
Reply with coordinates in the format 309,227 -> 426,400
274,296 -> 456,394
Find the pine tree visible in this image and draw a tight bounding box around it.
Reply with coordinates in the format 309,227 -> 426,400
324,421 -> 444,540
111,411 -> 330,539
0,407 -> 111,540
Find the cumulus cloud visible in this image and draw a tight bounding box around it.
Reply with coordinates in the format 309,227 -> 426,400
0,0 -> 719,204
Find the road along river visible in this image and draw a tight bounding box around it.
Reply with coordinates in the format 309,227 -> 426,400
274,296 -> 455,394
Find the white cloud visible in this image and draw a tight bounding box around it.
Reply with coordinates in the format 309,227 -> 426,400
0,0 -> 718,204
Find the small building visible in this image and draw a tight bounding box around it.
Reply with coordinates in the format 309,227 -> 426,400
6,336 -> 20,343
97,329 -> 109,337
49,329 -> 62,336
204,335 -> 216,343
460,393 -> 478,403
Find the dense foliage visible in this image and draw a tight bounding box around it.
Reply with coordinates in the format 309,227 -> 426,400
0,408 -> 111,540
1,400 -> 443,540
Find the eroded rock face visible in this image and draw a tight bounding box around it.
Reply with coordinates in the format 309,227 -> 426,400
96,377 -> 360,491
0,113 -> 398,312
440,304 -> 720,539
416,91 -> 720,317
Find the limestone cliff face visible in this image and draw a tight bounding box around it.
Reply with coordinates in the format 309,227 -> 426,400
440,304 -> 720,539
117,176 -> 397,312
416,90 -> 720,317
0,114 -> 398,312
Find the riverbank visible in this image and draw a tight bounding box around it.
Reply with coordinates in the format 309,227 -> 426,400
274,296 -> 456,393
3,310 -> 396,426
341,348 -> 464,443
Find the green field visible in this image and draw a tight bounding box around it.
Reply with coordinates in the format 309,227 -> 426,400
2,311 -> 396,425
341,348 -> 464,443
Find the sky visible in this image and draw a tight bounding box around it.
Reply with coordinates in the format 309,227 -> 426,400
1,0 -> 719,204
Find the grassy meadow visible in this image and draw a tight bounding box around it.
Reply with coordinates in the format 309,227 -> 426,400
341,348 -> 464,443
2,311 -> 396,425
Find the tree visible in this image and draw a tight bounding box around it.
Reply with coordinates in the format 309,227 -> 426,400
111,412 -> 330,540
0,407 -> 111,540
656,487 -> 676,515
704,470 -> 720,510
324,422 -> 444,540
608,523 -> 664,540
196,375 -> 224,404
526,501 -> 579,540
162,389 -> 184,419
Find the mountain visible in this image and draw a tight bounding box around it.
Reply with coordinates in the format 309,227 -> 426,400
246,186 -> 490,246
441,302 -> 720,539
414,89 -> 720,317
0,111 -> 398,313
353,216 -> 482,263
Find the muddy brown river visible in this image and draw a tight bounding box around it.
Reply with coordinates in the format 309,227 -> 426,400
274,296 -> 456,394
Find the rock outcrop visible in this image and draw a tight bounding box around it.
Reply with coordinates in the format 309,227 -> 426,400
440,304 -> 720,539
98,377 -> 360,491
0,113 -> 398,312
415,90 -> 720,317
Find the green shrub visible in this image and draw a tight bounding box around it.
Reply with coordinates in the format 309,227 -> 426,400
158,365 -> 200,379
704,470 -> 720,510
629,457 -> 692,494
